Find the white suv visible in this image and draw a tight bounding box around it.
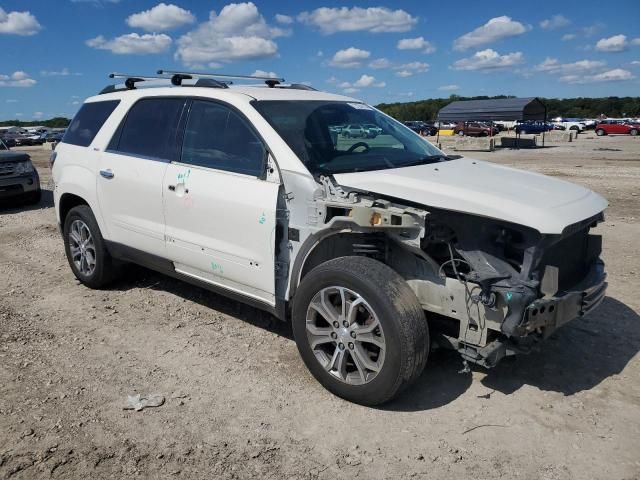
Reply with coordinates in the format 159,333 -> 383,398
52,72 -> 608,405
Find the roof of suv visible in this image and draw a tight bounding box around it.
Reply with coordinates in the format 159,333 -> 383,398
87,84 -> 359,104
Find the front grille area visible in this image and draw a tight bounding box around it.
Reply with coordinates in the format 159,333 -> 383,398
539,228 -> 596,292
0,162 -> 16,176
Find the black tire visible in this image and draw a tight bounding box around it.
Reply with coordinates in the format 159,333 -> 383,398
63,205 -> 119,289
457,130 -> 464,136
630,129 -> 638,136
596,129 -> 606,136
570,126 -> 578,131
292,256 -> 429,406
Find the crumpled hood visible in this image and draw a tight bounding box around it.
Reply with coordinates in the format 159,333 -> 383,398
333,158 -> 608,234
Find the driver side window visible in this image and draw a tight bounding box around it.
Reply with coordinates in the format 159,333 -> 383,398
181,100 -> 266,177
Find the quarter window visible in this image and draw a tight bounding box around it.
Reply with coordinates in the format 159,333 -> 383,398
110,98 -> 185,161
181,100 -> 266,177
62,100 -> 120,147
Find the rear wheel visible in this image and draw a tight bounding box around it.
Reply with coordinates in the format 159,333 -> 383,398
292,256 -> 429,406
457,130 -> 465,136
630,129 -> 638,136
596,129 -> 606,136
63,205 -> 119,288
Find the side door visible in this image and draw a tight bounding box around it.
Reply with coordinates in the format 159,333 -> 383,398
97,97 -> 186,258
612,121 -> 627,134
163,99 -> 280,306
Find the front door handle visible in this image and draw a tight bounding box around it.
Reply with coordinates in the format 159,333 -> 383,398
168,185 -> 176,191
168,184 -> 189,194
99,169 -> 114,179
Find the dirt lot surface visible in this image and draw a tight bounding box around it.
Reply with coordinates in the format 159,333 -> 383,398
1,133 -> 639,479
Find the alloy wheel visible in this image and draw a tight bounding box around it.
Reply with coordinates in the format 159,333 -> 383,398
305,286 -> 386,385
69,219 -> 97,276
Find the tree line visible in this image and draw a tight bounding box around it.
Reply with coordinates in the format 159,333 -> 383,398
376,95 -> 640,121
0,117 -> 70,128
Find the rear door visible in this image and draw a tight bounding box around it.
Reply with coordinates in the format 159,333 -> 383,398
163,99 -> 280,305
97,97 -> 186,257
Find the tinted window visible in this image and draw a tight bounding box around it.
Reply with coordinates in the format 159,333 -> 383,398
62,100 -> 119,147
181,100 -> 265,177
111,98 -> 185,161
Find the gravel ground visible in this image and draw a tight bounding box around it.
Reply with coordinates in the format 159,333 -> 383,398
1,133 -> 639,479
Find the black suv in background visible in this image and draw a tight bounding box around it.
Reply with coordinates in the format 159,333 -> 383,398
0,138 -> 42,205
404,121 -> 437,136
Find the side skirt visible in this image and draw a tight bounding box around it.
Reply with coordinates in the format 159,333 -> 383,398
105,241 -> 286,320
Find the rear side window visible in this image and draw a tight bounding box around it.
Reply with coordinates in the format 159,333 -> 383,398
109,97 -> 185,161
181,100 -> 266,177
62,100 -> 120,147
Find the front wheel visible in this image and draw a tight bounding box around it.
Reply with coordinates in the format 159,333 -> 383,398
292,256 -> 429,406
630,129 -> 638,136
596,129 -> 606,136
457,130 -> 464,136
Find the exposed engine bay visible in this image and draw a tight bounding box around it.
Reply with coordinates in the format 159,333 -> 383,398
292,175 -> 608,368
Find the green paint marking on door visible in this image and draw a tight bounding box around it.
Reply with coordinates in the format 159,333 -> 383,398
506,292 -> 513,302
211,261 -> 224,274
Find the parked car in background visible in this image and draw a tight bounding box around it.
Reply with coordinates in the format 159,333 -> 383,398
362,124 -> 383,138
0,138 -> 9,151
515,121 -> 553,135
453,121 -> 496,136
1,135 -> 17,148
341,124 -> 368,138
433,120 -> 457,130
552,119 -> 586,132
45,131 -> 65,143
595,120 -> 640,136
14,133 -> 45,146
0,147 -> 41,205
404,121 -> 436,136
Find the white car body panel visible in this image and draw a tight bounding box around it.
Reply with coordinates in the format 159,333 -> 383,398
96,150 -> 168,258
334,158 -> 608,234
163,162 -> 280,305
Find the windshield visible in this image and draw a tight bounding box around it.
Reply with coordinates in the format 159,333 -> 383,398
253,100 -> 447,175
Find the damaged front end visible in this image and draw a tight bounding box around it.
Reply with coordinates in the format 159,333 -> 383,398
417,211 -> 607,367
302,177 -> 607,368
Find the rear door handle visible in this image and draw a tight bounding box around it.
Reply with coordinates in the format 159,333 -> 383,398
99,169 -> 114,179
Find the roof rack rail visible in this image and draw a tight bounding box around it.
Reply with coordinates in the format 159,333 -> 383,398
98,72 -> 228,95
157,69 -> 285,88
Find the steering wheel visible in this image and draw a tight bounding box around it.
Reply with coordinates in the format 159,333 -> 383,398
347,142 -> 370,153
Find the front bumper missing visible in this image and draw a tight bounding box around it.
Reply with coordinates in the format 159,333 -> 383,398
458,260 -> 607,368
518,260 -> 607,338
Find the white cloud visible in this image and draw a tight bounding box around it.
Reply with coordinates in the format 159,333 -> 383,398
41,68 -> 82,77
0,7 -> 42,36
6,99 -> 18,103
394,61 -> 429,77
126,3 -> 195,32
397,36 -> 435,54
560,68 -> 634,84
275,14 -> 293,24
329,47 -> 371,68
337,74 -> 386,92
252,69 -> 278,78
562,33 -> 577,41
540,14 -> 570,30
175,3 -> 282,66
298,6 -> 417,34
632,38 -> 640,46
438,84 -> 460,91
454,16 -> 529,51
631,60 -> 640,66
534,58 -> 606,75
87,33 -> 172,54
33,112 -> 44,119
595,34 -> 628,52
369,58 -> 392,69
0,71 -> 37,87
451,49 -> 524,71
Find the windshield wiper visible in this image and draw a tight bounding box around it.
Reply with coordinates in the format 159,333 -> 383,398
397,155 -> 448,168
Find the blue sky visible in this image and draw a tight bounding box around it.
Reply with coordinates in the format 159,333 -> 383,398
1,0 -> 639,120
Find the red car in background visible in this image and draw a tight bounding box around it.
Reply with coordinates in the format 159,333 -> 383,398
595,120 -> 640,136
